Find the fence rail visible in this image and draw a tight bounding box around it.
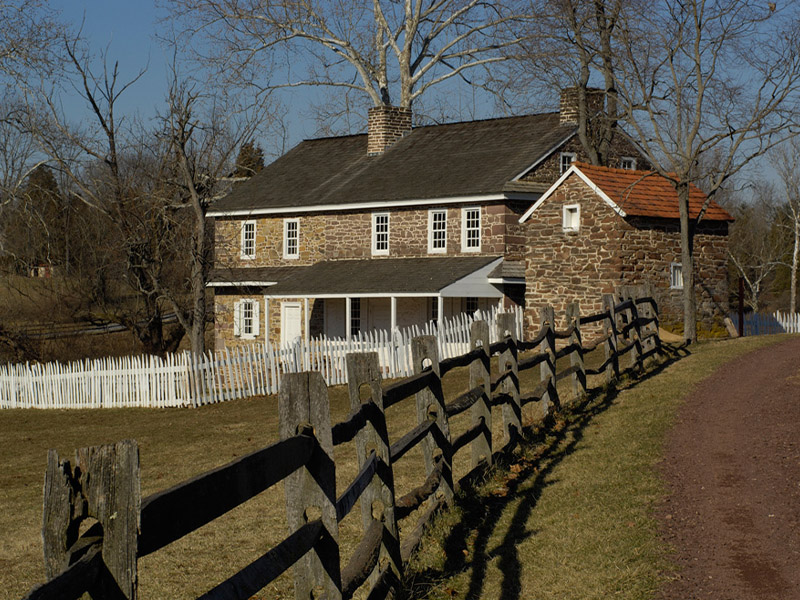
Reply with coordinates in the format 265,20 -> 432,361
20,288 -> 663,600
0,306 -> 522,409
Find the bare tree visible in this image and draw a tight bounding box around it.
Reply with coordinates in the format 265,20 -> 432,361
163,0 -> 532,112
772,137 -> 800,313
612,0 -> 800,342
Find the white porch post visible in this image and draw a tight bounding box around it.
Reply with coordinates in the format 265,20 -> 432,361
437,295 -> 444,324
390,296 -> 397,333
346,297 -> 352,340
304,298 -> 310,343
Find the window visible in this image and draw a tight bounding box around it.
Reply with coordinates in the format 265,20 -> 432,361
283,218 -> 299,259
350,297 -> 361,337
465,297 -> 479,314
428,297 -> 439,325
462,207 -> 481,252
670,262 -> 683,289
240,221 -> 256,259
372,213 -> 389,255
234,299 -> 260,339
560,152 -> 576,174
563,204 -> 580,232
428,209 -> 447,253
620,157 -> 637,170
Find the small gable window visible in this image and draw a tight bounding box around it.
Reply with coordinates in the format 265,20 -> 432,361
240,220 -> 256,259
429,209 -> 447,253
284,218 -> 299,259
563,204 -> 580,232
233,298 -> 260,339
620,157 -> 637,170
462,207 -> 481,252
670,262 -> 684,289
372,212 -> 390,255
560,152 -> 576,174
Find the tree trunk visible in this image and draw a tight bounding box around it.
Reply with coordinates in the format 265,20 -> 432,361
678,182 -> 697,343
189,216 -> 207,355
792,219 -> 799,314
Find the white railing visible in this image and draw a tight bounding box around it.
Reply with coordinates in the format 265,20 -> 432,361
0,305 -> 523,409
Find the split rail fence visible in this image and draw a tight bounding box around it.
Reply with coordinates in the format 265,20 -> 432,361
0,306 -> 522,409
21,290 -> 661,600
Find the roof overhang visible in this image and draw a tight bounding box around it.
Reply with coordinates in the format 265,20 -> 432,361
518,163 -> 627,223
207,192 -> 541,218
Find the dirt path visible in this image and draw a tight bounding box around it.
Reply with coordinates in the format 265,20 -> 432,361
658,336 -> 800,599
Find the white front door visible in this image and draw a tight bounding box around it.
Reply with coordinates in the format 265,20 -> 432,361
281,302 -> 303,346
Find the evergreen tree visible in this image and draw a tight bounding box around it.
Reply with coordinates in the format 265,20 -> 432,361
232,141 -> 264,178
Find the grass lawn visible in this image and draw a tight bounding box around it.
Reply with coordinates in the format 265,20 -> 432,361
404,335 -> 785,599
0,335 -> 782,600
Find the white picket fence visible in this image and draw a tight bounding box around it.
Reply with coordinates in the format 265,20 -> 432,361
732,310 -> 800,336
776,310 -> 800,333
0,305 -> 523,409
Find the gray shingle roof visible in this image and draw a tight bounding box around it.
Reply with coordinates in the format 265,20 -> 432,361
210,257 -> 500,295
211,113 -> 574,213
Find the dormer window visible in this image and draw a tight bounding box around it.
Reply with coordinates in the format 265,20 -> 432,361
620,157 -> 637,170
560,152 -> 576,174
240,220 -> 256,259
563,204 -> 580,232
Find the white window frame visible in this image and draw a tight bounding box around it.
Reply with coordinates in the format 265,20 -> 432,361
461,207 -> 481,252
560,152 -> 576,174
563,204 -> 581,233
240,220 -> 256,259
233,298 -> 260,339
428,209 -> 447,254
371,212 -> 390,256
283,218 -> 299,259
670,262 -> 684,289
620,156 -> 637,170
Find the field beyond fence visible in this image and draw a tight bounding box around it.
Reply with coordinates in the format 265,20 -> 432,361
0,306 -> 523,409
19,288 -> 663,600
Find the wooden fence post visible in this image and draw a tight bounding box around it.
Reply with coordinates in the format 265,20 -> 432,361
469,320 -> 492,468
566,302 -> 586,400
345,353 -> 402,586
280,372 -> 342,600
539,305 -> 558,414
602,294 -> 619,383
496,312 -> 520,445
411,336 -> 453,502
43,440 -> 141,599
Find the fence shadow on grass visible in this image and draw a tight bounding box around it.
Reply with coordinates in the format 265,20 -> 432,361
402,342 -> 690,600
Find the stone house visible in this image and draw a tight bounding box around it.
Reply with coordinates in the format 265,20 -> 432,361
207,90 -> 652,349
519,162 -> 732,333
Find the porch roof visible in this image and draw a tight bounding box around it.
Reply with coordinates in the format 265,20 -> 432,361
209,256 -> 506,297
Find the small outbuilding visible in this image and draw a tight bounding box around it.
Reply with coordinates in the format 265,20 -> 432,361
519,162 -> 733,334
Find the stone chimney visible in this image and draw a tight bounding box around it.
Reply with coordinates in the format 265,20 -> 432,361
367,105 -> 412,155
559,87 -> 605,125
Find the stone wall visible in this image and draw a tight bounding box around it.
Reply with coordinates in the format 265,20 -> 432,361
522,174 -> 730,338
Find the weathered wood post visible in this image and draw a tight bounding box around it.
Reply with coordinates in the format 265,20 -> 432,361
602,294 -> 619,383
496,312 -> 520,445
566,302 -> 586,400
43,440 -> 141,599
280,372 -> 342,600
469,320 -> 492,468
539,305 -> 558,413
345,353 -> 402,586
622,286 -> 643,372
411,336 -> 453,502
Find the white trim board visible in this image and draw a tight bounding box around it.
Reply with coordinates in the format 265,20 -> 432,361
518,164 -> 627,223
207,192 -> 541,218
510,130 -> 577,181
207,281 -> 278,288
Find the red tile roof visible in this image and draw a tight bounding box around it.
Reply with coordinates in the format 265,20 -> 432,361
574,162 -> 733,221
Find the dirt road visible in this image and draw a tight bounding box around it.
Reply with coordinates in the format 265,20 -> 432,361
658,336 -> 800,599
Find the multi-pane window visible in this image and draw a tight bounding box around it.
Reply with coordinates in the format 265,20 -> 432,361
465,297 -> 479,314
429,297 -> 439,325
284,218 -> 299,258
234,299 -> 259,339
350,297 -> 361,337
560,152 -> 576,174
372,213 -> 389,255
429,209 -> 447,253
670,263 -> 684,289
620,157 -> 637,170
240,221 -> 256,259
462,207 -> 481,251
563,204 -> 580,232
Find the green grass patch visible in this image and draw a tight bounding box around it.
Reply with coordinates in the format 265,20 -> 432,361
404,335 -> 784,600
